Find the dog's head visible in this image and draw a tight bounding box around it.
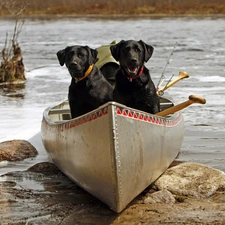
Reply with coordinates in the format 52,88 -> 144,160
110,40 -> 154,77
57,45 -> 98,79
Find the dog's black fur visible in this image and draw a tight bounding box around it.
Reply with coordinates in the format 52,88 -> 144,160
57,45 -> 113,118
110,40 -> 160,114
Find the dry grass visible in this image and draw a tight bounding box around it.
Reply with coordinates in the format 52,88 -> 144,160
1,0 -> 225,16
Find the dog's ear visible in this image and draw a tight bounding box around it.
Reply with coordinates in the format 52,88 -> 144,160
110,40 -> 125,62
90,48 -> 98,64
85,46 -> 98,64
57,48 -> 67,66
139,40 -> 154,62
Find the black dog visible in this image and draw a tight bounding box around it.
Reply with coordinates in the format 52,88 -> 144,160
57,45 -> 113,118
110,40 -> 160,114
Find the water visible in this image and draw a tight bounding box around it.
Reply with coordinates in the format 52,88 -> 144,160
0,16 -> 224,175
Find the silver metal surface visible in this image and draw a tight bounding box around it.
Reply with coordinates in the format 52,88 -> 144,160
41,99 -> 184,213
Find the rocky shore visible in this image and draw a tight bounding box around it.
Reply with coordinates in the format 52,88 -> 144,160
1,139 -> 225,224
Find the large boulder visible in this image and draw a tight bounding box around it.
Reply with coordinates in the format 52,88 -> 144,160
154,162 -> 225,198
0,140 -> 38,162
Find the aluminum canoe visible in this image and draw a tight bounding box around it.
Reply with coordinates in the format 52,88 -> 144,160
41,97 -> 184,213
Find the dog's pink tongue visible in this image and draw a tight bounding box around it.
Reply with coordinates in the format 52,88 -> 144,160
128,66 -> 138,73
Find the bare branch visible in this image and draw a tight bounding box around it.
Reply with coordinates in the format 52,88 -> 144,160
2,32 -> 9,61
2,0 -> 27,16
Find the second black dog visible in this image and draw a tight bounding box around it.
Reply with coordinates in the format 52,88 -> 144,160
57,45 -> 113,118
110,40 -> 160,114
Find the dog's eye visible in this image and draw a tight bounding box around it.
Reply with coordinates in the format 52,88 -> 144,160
78,53 -> 84,58
135,47 -> 141,53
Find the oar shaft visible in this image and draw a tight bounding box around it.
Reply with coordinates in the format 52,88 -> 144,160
157,71 -> 189,95
157,95 -> 206,117
157,100 -> 192,117
163,72 -> 188,90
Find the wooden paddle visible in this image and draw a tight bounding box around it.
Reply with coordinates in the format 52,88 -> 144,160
156,95 -> 206,117
157,71 -> 189,95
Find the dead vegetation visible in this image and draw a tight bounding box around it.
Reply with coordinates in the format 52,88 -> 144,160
0,1 -> 26,84
1,0 -> 225,16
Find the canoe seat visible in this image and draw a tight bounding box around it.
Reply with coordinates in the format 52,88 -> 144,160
160,102 -> 173,111
160,102 -> 173,106
49,109 -> 70,115
49,108 -> 71,121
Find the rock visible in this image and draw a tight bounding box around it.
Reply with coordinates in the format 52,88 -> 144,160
0,140 -> 38,162
154,162 -> 225,198
144,189 -> 176,204
28,162 -> 61,174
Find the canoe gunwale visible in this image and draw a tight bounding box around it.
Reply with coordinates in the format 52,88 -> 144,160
43,100 -> 181,128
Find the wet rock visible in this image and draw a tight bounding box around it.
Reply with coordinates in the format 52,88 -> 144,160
154,162 -> 225,198
0,140 -> 38,162
28,162 -> 62,174
144,189 -> 176,204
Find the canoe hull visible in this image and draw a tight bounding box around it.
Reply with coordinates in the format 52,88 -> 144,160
41,101 -> 184,213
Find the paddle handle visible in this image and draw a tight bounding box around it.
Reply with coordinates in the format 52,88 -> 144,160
157,95 -> 206,117
157,71 -> 189,95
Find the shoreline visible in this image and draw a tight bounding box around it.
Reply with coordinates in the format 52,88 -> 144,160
1,161 -> 225,224
1,13 -> 225,20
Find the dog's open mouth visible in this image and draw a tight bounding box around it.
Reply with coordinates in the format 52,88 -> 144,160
126,66 -> 139,75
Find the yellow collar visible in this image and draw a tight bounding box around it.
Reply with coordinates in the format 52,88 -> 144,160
74,64 -> 94,83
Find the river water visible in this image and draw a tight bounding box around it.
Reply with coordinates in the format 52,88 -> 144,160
0,16 -> 224,175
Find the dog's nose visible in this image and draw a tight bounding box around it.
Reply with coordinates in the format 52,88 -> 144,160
131,58 -> 137,63
70,62 -> 78,68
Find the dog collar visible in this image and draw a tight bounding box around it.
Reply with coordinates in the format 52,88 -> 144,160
122,66 -> 144,82
74,64 -> 94,83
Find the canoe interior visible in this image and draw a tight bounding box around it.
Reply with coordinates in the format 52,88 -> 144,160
47,96 -> 174,123
42,97 -> 184,213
